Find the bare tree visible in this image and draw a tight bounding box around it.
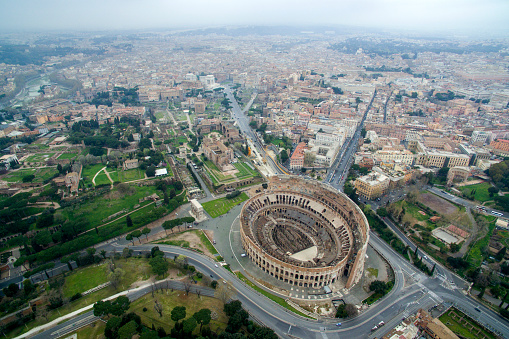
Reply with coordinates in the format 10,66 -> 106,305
214,282 -> 236,303
196,287 -> 202,299
183,280 -> 192,296
154,300 -> 163,317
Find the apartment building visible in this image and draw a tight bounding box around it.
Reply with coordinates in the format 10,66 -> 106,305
374,149 -> 414,166
290,142 -> 306,170
354,172 -> 390,200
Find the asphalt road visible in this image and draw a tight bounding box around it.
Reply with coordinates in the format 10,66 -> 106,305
326,90 -> 377,190
428,186 -> 509,219
223,85 -> 284,175
23,225 -> 509,339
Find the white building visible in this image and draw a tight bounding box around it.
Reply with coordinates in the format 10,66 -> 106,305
469,130 -> 491,146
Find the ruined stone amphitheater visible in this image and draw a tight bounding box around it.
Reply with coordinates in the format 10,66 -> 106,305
240,176 -> 370,289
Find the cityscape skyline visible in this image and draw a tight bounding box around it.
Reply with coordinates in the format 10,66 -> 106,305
1,0 -> 508,36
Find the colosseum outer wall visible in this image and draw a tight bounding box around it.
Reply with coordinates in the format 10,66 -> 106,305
240,175 -> 369,290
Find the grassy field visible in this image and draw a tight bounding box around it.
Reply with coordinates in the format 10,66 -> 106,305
202,193 -> 248,218
57,152 -> 78,160
2,169 -> 36,182
82,164 -> 107,185
196,230 -> 219,255
233,162 -> 259,180
7,258 -> 153,338
63,263 -> 109,298
25,152 -> 55,162
235,272 -> 312,319
439,307 -> 496,339
129,291 -> 228,335
467,215 -> 497,267
93,172 -> 112,186
204,161 -> 235,184
1,167 -> 57,183
393,200 -> 429,222
66,321 -> 106,339
61,185 -> 159,229
458,182 -> 493,202
117,168 -> 145,182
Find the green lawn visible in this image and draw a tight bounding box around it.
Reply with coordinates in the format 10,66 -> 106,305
235,272 -> 312,318
61,185 -> 159,229
439,307 -> 496,339
129,291 -> 229,335
196,230 -> 218,255
94,172 -> 112,186
6,258 -> 153,338
467,215 -> 496,267
233,161 -> 259,180
81,164 -> 106,186
2,169 -> 36,182
117,168 -> 145,182
25,152 -> 55,162
33,167 -> 59,182
458,182 -> 493,202
62,263 -> 108,298
394,200 -> 429,221
57,152 -> 78,160
204,161 -> 235,184
202,192 -> 248,218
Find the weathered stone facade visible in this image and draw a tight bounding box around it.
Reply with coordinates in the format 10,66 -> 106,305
240,176 -> 369,289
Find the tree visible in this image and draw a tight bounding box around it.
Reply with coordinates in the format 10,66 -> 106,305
252,327 -> 278,339
3,283 -> 19,297
345,304 -> 358,318
100,249 -> 107,259
193,308 -> 212,330
93,296 -> 130,317
154,300 -> 163,317
142,227 -> 151,240
224,300 -> 243,317
125,215 -> 133,228
118,320 -> 138,339
146,165 -> 156,177
280,149 -> 288,163
171,306 -> 186,323
105,317 -> 122,339
149,256 -> 169,277
335,304 -> 347,318
377,207 -> 388,217
369,280 -> 387,294
126,233 -> 134,245
108,268 -> 125,289
131,230 -> 142,243
122,247 -> 133,260
182,317 -> 197,334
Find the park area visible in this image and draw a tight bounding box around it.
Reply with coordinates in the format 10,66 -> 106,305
202,192 -> 249,218
457,182 -> 493,202
24,152 -> 55,163
1,167 -> 58,183
439,307 -> 496,339
60,184 -> 160,229
204,160 -> 260,185
129,291 -> 229,335
56,152 -> 79,160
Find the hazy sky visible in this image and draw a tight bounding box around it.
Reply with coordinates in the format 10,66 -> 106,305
1,0 -> 508,34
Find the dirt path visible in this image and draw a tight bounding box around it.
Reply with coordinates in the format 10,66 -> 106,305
103,167 -> 114,188
92,166 -> 106,186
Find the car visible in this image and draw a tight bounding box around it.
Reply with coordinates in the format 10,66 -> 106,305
423,255 -> 428,260
223,280 -> 227,284
210,274 -> 214,278
336,323 -> 342,327
214,264 -> 218,267
241,253 -> 247,257
475,307 -> 481,312
378,321 -> 385,326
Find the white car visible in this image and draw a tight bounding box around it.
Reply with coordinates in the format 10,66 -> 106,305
214,264 -> 218,267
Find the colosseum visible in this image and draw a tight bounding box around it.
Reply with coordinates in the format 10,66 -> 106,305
240,176 -> 369,289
